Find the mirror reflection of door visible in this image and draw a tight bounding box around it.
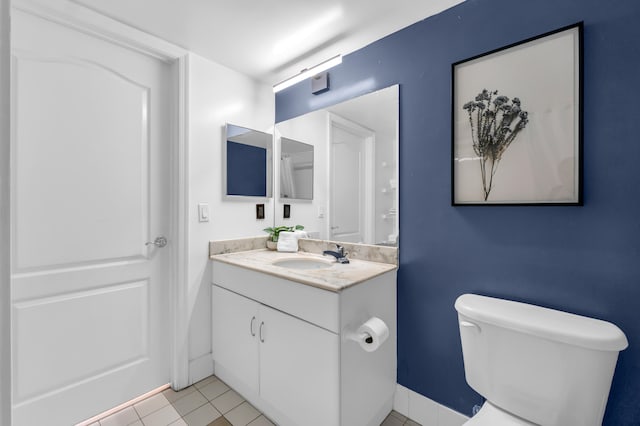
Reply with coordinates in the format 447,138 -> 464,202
329,114 -> 374,243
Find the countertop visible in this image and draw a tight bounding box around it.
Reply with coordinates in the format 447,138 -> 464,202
210,249 -> 397,292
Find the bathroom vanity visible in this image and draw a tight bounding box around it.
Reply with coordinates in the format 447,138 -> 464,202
210,247 -> 397,426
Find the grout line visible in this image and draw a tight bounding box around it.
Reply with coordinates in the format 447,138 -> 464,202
76,384 -> 170,426
82,376 -> 421,426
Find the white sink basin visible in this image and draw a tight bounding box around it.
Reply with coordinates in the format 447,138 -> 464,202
272,257 -> 334,270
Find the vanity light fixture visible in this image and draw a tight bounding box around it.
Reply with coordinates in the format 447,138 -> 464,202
273,54 -> 342,93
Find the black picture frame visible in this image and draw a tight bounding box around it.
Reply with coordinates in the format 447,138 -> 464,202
452,22 -> 583,206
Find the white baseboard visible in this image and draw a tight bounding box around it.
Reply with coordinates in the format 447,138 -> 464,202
189,353 -> 214,385
393,384 -> 469,426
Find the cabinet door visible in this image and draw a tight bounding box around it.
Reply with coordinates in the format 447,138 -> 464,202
259,305 -> 340,426
212,285 -> 259,392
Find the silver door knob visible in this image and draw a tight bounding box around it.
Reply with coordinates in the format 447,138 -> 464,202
145,236 -> 168,248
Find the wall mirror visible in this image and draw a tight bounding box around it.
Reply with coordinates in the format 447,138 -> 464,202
275,85 -> 398,246
280,137 -> 314,200
224,123 -> 272,198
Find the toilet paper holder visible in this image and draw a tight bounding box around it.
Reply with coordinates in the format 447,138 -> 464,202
344,317 -> 389,352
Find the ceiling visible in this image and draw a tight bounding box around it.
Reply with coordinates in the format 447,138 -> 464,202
71,0 -> 465,86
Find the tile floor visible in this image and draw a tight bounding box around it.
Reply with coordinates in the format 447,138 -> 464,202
90,375 -> 421,426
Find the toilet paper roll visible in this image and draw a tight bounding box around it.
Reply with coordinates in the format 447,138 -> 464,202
355,317 -> 389,352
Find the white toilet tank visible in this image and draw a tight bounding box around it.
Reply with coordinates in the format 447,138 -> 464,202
455,294 -> 628,426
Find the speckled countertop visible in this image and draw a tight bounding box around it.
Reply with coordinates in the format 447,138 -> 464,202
210,249 -> 397,292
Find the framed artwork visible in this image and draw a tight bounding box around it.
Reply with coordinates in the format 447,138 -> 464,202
452,22 -> 583,205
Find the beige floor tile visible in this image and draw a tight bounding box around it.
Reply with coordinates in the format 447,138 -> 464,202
207,417 -> 232,426
193,376 -> 218,390
134,393 -> 170,418
128,421 -> 143,426
99,406 -> 139,426
199,380 -> 230,401
163,386 -> 198,404
389,410 -> 407,422
405,419 -> 422,426
171,390 -> 209,416
380,413 -> 405,426
246,415 -> 275,426
168,419 -> 188,426
182,403 -> 222,426
211,390 -> 245,414
224,401 -> 261,426
140,404 -> 181,426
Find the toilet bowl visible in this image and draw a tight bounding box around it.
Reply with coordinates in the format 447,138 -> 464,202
455,294 -> 628,426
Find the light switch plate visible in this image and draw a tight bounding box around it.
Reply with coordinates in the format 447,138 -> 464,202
198,203 -> 210,222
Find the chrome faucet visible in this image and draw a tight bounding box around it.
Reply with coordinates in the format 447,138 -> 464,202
323,244 -> 350,264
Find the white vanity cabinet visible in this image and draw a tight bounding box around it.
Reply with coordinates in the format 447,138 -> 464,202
211,285 -> 259,393
211,285 -> 339,426
211,257 -> 396,426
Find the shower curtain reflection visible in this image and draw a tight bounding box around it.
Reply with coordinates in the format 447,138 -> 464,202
280,137 -> 314,200
280,155 -> 296,199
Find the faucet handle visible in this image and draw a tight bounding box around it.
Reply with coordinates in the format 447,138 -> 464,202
335,244 -> 344,255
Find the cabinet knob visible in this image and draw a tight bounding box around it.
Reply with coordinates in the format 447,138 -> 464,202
259,321 -> 265,343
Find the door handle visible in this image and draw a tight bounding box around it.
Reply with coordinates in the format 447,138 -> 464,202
259,321 -> 265,343
250,316 -> 256,337
145,236 -> 168,248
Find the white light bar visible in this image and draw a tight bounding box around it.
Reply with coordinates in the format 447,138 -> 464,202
273,55 -> 342,93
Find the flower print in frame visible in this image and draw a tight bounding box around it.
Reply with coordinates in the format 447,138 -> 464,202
452,23 -> 583,205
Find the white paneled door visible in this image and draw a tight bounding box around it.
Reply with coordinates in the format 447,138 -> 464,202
11,9 -> 173,425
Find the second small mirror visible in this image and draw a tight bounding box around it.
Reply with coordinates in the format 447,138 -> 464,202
280,137 -> 314,200
224,123 -> 272,198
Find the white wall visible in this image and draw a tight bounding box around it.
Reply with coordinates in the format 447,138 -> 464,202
186,52 -> 274,382
0,0 -> 10,424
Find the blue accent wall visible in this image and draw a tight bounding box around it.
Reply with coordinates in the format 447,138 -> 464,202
276,0 -> 640,424
226,141 -> 267,196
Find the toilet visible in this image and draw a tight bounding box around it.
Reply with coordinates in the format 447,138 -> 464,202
455,294 -> 628,426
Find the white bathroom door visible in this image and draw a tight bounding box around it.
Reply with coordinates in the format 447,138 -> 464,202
329,116 -> 374,243
11,10 -> 173,425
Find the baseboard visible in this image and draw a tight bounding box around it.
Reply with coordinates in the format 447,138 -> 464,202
393,384 -> 469,426
188,353 -> 214,385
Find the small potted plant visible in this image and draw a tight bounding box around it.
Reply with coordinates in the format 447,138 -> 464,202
263,224 -> 304,250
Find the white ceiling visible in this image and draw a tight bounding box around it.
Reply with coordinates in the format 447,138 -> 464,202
71,0 -> 465,86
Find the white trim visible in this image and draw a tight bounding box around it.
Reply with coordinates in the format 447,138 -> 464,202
12,0 -> 186,62
0,0 -> 11,425
11,0 -> 191,392
170,54 -> 191,390
394,384 -> 469,426
326,113 -> 375,243
188,353 -> 214,385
